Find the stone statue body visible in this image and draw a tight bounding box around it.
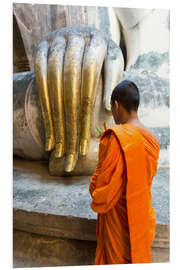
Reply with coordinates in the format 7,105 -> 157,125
13,4 -> 169,176
13,26 -> 124,176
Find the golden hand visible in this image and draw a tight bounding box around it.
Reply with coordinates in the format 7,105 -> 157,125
34,26 -> 124,173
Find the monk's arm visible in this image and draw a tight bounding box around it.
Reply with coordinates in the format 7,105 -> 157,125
89,132 -> 111,196
89,162 -> 101,197
90,131 -> 125,213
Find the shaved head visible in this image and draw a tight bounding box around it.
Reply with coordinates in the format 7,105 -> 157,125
111,80 -> 140,113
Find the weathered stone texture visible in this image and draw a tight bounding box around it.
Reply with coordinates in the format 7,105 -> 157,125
13,158 -> 169,267
13,228 -> 169,268
13,230 -> 96,267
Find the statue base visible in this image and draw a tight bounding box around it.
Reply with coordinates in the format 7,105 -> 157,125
13,158 -> 169,267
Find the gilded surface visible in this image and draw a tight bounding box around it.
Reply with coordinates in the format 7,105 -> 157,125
34,26 -> 124,172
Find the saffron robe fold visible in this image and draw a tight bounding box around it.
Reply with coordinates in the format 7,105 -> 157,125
89,123 -> 160,264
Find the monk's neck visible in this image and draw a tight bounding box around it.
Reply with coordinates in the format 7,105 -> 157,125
119,111 -> 139,125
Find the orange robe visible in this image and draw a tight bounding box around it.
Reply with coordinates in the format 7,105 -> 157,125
89,123 -> 160,264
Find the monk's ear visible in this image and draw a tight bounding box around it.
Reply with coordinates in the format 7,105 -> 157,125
115,100 -> 121,113
115,100 -> 119,111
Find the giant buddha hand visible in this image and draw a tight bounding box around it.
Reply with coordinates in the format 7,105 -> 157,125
34,26 -> 124,173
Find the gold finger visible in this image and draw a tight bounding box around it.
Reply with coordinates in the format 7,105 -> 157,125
34,40 -> 54,151
80,35 -> 107,156
63,35 -> 85,172
47,35 -> 66,158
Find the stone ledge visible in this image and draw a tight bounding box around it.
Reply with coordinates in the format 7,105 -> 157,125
14,208 -> 96,242
13,229 -> 169,268
13,158 -> 169,224
13,158 -> 169,248
13,208 -> 169,249
13,158 -> 169,266
13,229 -> 96,267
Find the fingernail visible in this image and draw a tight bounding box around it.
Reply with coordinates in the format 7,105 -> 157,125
45,137 -> 54,151
54,143 -> 63,158
80,139 -> 89,156
64,154 -> 77,172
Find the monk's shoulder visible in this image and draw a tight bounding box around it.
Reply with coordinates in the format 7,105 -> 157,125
138,124 -> 157,140
134,124 -> 159,145
101,128 -> 118,145
100,129 -> 120,153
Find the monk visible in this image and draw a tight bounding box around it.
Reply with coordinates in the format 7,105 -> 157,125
89,80 -> 160,264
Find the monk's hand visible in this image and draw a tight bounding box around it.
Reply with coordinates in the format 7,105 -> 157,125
34,26 -> 124,172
